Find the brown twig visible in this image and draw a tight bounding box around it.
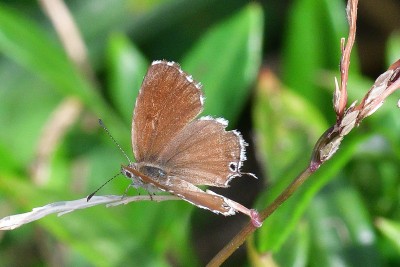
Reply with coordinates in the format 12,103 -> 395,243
206,167 -> 312,267
335,0 -> 358,119
206,0 -> 400,265
30,0 -> 95,184
29,98 -> 82,185
38,0 -> 95,81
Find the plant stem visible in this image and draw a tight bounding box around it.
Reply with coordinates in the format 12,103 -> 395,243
206,166 -> 313,267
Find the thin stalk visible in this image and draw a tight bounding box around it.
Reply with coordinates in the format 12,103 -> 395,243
206,166 -> 313,267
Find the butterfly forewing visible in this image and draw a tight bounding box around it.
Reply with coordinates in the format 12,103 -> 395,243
132,61 -> 204,162
157,117 -> 246,187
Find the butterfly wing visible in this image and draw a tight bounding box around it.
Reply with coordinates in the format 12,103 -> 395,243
156,117 -> 250,187
132,61 -> 204,162
165,178 -> 236,216
121,165 -> 236,216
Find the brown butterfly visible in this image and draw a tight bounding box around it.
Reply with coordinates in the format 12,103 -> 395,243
120,60 -> 261,227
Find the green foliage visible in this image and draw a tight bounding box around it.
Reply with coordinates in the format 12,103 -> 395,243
0,0 -> 399,266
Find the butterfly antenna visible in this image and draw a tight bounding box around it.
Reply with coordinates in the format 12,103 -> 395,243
98,119 -> 132,164
87,172 -> 120,201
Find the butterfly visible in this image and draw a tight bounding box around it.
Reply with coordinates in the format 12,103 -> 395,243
120,60 -> 261,227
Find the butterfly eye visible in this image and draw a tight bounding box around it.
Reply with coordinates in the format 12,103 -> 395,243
122,169 -> 133,179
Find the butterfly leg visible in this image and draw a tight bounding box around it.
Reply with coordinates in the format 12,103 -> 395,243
147,191 -> 155,201
121,184 -> 134,200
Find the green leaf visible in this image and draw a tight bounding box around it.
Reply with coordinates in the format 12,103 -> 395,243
386,32 -> 400,67
307,178 -> 380,267
0,4 -> 127,143
182,3 -> 263,125
0,4 -> 92,103
252,71 -> 327,182
0,65 -> 62,167
274,221 -> 310,267
376,218 -> 400,253
106,33 -> 148,124
282,0 -> 359,115
255,133 -> 367,252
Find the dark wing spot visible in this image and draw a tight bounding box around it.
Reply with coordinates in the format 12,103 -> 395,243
229,162 -> 237,172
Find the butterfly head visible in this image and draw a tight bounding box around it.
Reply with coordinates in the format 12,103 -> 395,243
121,163 -> 167,193
121,163 -> 145,189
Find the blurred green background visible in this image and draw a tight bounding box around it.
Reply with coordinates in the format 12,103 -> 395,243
0,0 -> 399,266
